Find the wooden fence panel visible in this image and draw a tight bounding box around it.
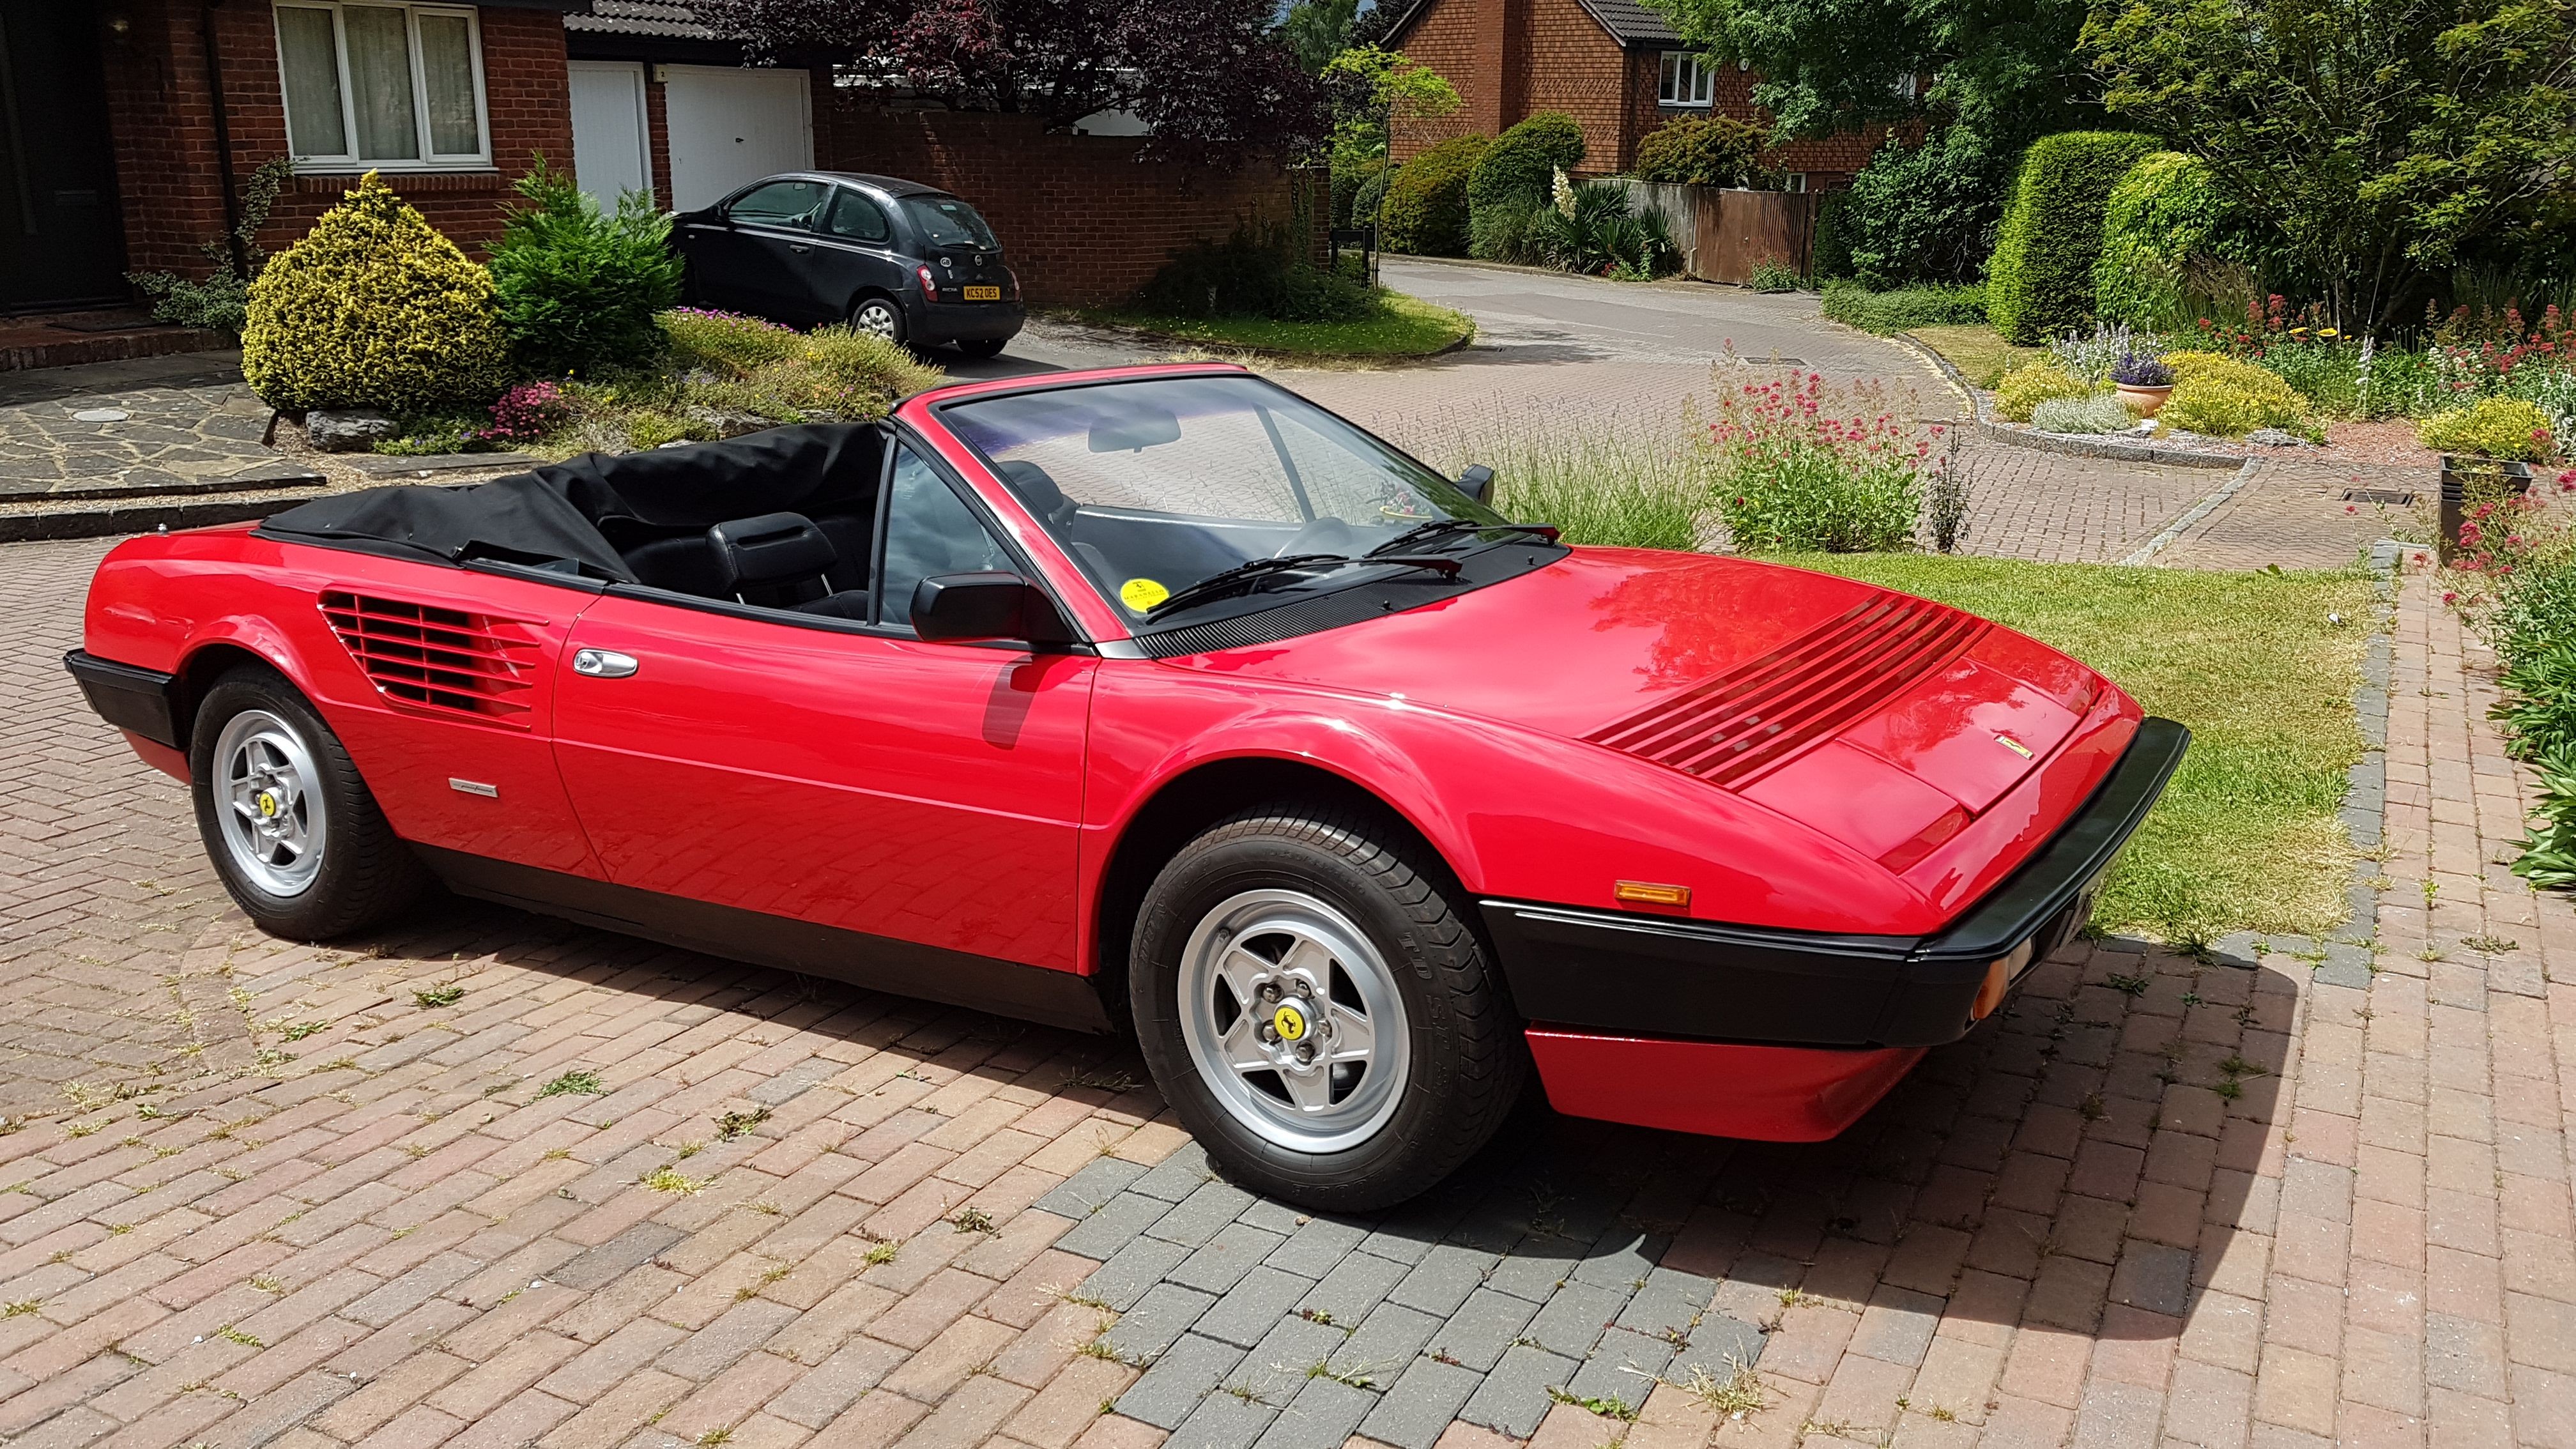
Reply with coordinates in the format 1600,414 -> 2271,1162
1613,180 -> 1816,285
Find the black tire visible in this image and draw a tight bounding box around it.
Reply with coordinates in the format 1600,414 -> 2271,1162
850,295 -> 908,345
957,337 -> 1008,359
1131,802 -> 1526,1209
189,666 -> 432,940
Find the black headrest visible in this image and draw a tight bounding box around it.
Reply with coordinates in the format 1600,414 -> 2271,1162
996,460 -> 1077,527
707,512 -> 837,592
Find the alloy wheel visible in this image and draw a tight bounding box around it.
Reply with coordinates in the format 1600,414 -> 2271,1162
212,709 -> 328,897
854,300 -> 901,340
1177,889 -> 1410,1153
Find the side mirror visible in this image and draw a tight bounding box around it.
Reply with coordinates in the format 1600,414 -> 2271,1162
1457,464 -> 1494,504
912,572 -> 1033,642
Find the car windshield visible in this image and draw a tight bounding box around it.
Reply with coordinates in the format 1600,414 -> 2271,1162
940,374 -> 1508,621
903,195 -> 999,250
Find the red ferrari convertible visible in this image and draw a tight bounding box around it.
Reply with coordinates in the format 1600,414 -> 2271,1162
67,364 -> 2183,1208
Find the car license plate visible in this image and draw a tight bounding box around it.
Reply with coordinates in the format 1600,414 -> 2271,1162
963,286 -> 1001,302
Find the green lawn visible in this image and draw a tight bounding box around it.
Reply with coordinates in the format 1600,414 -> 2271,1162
1908,323 -> 2046,388
1781,553 -> 2375,946
1071,291 -> 1474,360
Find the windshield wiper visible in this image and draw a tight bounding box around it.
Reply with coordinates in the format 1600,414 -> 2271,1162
1368,518 -> 1561,556
1146,552 -> 1463,620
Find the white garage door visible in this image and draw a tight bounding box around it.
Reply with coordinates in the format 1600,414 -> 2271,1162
568,61 -> 652,210
663,65 -> 814,213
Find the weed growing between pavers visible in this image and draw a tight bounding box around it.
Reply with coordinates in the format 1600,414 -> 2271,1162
1790,553 -> 2373,942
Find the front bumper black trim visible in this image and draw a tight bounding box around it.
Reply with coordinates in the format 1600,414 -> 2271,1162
63,650 -> 183,749
1480,716 -> 2191,1050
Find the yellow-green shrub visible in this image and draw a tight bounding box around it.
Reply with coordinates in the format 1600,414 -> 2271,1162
2156,351 -> 2311,436
2419,397 -> 2555,461
241,172 -> 507,412
1995,362 -> 2090,422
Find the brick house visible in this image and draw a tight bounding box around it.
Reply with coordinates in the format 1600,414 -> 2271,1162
1380,0 -> 1883,188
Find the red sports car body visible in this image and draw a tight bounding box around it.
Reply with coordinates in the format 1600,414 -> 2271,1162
68,364 -> 2184,1207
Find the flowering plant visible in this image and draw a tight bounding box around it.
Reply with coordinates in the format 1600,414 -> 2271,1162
479,380 -> 573,443
2111,351 -> 2173,388
1704,366 -> 1927,553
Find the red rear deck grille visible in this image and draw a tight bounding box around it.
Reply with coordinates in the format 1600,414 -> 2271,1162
319,592 -> 540,726
1587,595 -> 1990,789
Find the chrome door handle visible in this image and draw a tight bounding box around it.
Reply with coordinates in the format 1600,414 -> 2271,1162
572,648 -> 638,678
788,243 -> 811,253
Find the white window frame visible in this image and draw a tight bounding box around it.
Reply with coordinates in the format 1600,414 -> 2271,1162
1658,51 -> 1714,108
272,2 -> 494,172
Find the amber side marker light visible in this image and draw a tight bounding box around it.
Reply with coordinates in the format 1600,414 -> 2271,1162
1613,881 -> 1691,907
1970,940 -> 2038,1020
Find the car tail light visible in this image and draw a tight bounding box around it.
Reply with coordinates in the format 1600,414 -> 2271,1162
319,591 -> 541,727
916,264 -> 939,298
1003,265 -> 1020,300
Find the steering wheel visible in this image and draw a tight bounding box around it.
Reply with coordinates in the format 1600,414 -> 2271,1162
1273,517 -> 1361,558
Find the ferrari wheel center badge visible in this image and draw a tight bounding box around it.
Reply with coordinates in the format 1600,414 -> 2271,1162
1271,1002 -> 1308,1043
256,790 -> 280,818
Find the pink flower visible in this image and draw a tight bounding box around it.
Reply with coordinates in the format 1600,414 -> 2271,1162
2445,591 -> 2460,603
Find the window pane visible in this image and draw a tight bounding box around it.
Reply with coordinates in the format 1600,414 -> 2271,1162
417,12 -> 480,155
726,179 -> 828,226
1659,52 -> 1678,102
275,6 -> 348,157
880,448 -> 1013,630
825,189 -> 890,242
343,6 -> 420,161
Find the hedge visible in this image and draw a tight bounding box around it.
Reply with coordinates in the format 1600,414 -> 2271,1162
2092,151 -> 2247,330
1819,279 -> 1990,334
1634,115 -> 1772,188
1379,135 -> 1488,256
1984,131 -> 2160,344
1468,112 -> 1584,214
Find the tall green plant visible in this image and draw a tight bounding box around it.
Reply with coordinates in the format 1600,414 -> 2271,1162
1984,131 -> 2159,344
1467,112 -> 1586,254
489,157 -> 683,377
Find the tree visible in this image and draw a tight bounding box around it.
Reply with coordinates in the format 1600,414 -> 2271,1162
2085,0 -> 2575,330
1285,0 -> 1361,73
1321,43 -> 1459,165
696,0 -> 1325,158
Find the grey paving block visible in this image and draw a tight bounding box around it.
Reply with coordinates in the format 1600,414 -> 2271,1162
1233,1315 -> 1348,1402
1197,1265 -> 1319,1349
1297,1247 -> 1411,1328
1615,1266 -> 1716,1339
1266,1215 -> 1371,1279
1357,1355 -> 1483,1449
1241,1199 -> 1307,1234
1482,1239 -> 1580,1302
1118,1332 -> 1246,1430
1133,1141 -> 1218,1200
1149,1180 -> 1262,1250
1425,1288 -> 1539,1373
1331,1302 -> 1442,1384
1388,1241 -> 1499,1317
1459,1342 -> 1580,1438
1171,1222 -> 1290,1296
1565,1326 -> 1674,1411
1667,1314 -> 1766,1383
1524,1280 -> 1630,1358
551,1222 -> 686,1291
1255,1374 -> 1378,1449
1034,1156 -> 1151,1219
1081,1234 -> 1195,1312
1103,1282 -> 1220,1361
1570,1226 -> 1667,1291
1170,1386 -> 1280,1449
1056,1191 -> 1175,1261
747,1054 -> 842,1105
2109,1242 -> 2193,1317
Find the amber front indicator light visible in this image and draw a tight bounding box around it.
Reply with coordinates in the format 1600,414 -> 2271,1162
1970,939 -> 2037,1020
1613,880 -> 1690,907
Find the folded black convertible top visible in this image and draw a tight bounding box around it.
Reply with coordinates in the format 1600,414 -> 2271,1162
261,424 -> 884,580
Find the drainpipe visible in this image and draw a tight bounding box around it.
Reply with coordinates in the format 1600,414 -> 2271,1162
199,0 -> 247,276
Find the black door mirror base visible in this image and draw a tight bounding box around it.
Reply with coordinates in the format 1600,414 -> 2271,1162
910,572 -> 1074,645
1457,464 -> 1494,504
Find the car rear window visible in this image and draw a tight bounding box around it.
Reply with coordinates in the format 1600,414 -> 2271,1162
903,196 -> 999,251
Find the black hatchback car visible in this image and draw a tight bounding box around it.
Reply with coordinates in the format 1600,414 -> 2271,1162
674,172 -> 1023,357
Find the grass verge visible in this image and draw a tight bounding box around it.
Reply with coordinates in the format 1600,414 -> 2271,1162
1070,291 -> 1473,360
1781,553 -> 2375,944
1907,323 -> 2046,390
1818,280 -> 1989,335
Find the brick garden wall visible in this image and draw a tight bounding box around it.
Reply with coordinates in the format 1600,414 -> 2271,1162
809,105 -> 1324,309
100,2 -> 572,277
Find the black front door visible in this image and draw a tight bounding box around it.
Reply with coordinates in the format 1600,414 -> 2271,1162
0,1 -> 125,312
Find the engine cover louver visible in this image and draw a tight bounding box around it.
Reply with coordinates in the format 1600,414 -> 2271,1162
1587,595 -> 1991,789
319,591 -> 541,727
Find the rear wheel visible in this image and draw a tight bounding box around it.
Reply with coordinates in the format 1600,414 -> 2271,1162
851,296 -> 907,344
1131,804 -> 1524,1209
190,666 -> 431,939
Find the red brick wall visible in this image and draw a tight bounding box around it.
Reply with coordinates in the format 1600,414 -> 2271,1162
1388,0 -> 1491,158
1519,0 -> 1629,177
810,105 -> 1323,309
102,2 -> 571,278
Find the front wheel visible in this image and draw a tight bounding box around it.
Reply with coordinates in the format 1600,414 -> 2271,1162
850,296 -> 907,344
190,666 -> 431,939
1131,805 -> 1525,1209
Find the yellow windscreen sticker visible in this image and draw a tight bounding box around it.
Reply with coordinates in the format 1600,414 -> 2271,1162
1120,578 -> 1170,611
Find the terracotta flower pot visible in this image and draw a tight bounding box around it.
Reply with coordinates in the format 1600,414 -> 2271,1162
2115,383 -> 2174,417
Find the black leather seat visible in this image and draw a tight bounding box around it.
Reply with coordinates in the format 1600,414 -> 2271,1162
996,460 -> 1080,529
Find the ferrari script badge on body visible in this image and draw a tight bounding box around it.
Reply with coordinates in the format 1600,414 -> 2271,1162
1995,733 -> 2033,758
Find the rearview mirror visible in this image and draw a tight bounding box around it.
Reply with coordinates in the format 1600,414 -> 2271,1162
1457,464 -> 1495,504
912,572 -> 1035,642
1088,404 -> 1183,454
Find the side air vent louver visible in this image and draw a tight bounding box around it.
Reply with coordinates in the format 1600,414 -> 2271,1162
319,591 -> 541,727
1588,595 -> 1989,789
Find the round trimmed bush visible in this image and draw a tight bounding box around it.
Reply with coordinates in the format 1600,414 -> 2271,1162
1634,115 -> 1774,188
1995,362 -> 2092,422
1468,112 -> 1585,215
2420,397 -> 2556,461
2158,351 -> 2313,436
1985,131 -> 2161,345
1379,135 -> 1488,256
241,172 -> 508,413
